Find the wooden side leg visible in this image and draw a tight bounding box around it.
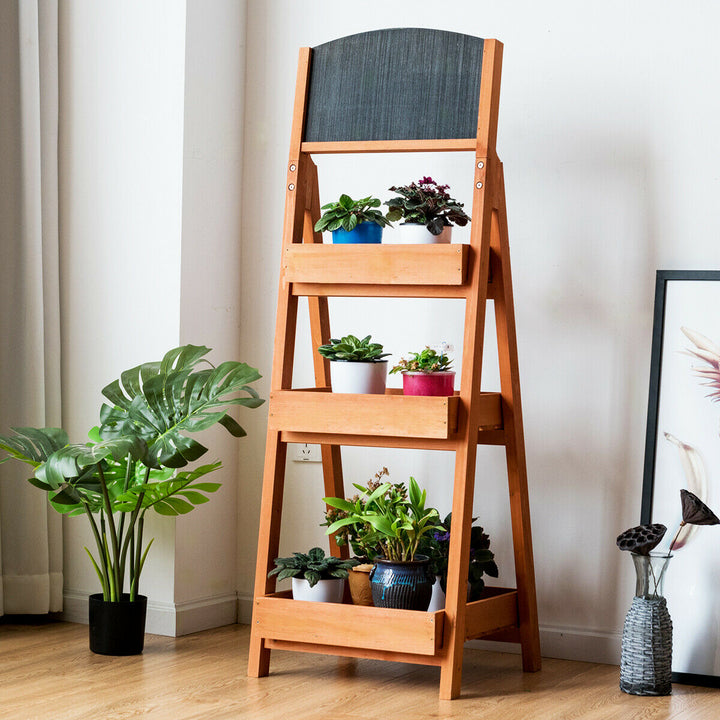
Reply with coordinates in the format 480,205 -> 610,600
491,164 -> 541,673
439,441 -> 479,699
248,431 -> 289,676
303,159 -> 347,555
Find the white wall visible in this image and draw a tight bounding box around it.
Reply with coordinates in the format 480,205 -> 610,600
59,0 -> 187,627
58,0 -> 253,635
238,0 -> 720,662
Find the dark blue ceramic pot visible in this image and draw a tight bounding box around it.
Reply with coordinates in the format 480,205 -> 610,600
331,222 -> 383,244
369,555 -> 434,610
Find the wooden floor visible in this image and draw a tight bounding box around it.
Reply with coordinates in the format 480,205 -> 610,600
1,620 -> 718,719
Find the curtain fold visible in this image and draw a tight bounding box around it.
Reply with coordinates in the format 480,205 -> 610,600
0,0 -> 62,615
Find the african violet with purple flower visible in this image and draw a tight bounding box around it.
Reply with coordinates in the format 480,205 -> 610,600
420,513 -> 498,600
385,177 -> 471,235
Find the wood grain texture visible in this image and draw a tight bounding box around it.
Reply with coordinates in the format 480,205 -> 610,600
2,621 -> 719,719
284,244 -> 468,286
254,592 -> 442,656
268,390 -> 461,439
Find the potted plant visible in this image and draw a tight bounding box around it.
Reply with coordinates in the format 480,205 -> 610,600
390,346 -> 455,396
321,467 -> 388,606
384,176 -> 470,243
314,193 -> 392,244
268,547 -> 359,602
324,471 -> 440,610
0,345 -> 263,655
421,512 -> 499,612
318,334 -> 390,394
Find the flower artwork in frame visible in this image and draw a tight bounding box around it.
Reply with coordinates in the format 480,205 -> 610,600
642,270 -> 720,687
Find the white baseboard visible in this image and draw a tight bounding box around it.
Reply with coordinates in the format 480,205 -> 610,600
237,593 -> 254,624
62,590 -> 237,637
469,624 -> 621,665
67,590 -> 622,665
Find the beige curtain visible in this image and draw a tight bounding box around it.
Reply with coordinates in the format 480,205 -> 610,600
0,0 -> 62,615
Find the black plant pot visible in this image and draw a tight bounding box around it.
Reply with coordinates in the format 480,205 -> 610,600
89,593 -> 147,656
369,555 -> 434,610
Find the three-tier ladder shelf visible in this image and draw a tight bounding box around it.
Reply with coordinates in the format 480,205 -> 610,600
248,28 -> 541,699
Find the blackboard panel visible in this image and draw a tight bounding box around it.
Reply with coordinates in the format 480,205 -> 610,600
305,28 -> 484,142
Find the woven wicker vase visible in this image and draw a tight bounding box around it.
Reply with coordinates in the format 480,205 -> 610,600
620,553 -> 673,696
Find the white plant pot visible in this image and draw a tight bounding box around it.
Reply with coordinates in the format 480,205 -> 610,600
427,576 -> 445,612
425,575 -> 472,612
291,577 -> 345,603
330,360 -> 387,394
386,223 -> 452,244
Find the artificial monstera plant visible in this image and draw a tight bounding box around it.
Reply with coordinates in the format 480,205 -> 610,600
0,345 -> 263,603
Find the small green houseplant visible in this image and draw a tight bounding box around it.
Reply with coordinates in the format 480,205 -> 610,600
385,176 -> 470,242
390,346 -> 455,396
0,345 -> 263,654
314,193 -> 392,244
324,471 -> 440,609
268,547 -> 358,603
318,334 -> 390,394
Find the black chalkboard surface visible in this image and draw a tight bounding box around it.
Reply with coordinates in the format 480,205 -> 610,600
304,28 -> 484,143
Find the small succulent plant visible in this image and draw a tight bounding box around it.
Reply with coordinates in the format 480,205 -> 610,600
318,334 -> 390,363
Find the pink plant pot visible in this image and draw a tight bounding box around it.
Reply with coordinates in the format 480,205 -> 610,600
401,371 -> 455,396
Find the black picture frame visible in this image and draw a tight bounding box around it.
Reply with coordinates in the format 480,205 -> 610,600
642,269 -> 720,688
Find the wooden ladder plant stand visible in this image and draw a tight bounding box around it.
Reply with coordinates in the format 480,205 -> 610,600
248,28 -> 541,700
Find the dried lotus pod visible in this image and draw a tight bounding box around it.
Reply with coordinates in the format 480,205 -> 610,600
616,523 -> 667,554
680,489 -> 720,526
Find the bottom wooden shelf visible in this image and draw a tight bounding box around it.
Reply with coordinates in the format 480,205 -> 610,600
253,587 -> 519,665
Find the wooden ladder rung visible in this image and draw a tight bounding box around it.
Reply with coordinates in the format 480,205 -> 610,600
301,139 -> 477,154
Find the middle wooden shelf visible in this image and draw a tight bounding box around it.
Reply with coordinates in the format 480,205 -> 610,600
268,389 -> 503,448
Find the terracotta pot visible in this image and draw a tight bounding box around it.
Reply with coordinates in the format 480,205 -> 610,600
347,564 -> 374,606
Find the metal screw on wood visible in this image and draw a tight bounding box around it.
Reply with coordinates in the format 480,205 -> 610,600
289,164 -> 296,172
476,182 -> 483,189
288,183 -> 295,191
477,161 -> 484,169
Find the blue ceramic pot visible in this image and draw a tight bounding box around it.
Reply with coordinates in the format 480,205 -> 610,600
369,555 -> 434,610
331,222 -> 383,244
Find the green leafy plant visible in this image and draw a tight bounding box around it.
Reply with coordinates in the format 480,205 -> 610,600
390,347 -> 453,374
314,194 -> 392,233
324,469 -> 441,562
268,547 -> 359,588
420,513 -> 499,600
385,176 -> 471,235
0,345 -> 264,603
318,334 -> 390,363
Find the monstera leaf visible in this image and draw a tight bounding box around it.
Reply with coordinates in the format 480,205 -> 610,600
99,345 -> 264,469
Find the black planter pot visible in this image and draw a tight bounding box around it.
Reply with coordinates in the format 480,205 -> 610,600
369,555 -> 434,610
88,593 -> 147,656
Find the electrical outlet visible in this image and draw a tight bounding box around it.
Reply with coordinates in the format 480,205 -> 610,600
293,443 -> 322,463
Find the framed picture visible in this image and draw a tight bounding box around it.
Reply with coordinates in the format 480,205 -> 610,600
642,270 -> 720,687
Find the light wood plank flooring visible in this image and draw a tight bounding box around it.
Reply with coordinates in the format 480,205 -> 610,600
1,619 -> 718,719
